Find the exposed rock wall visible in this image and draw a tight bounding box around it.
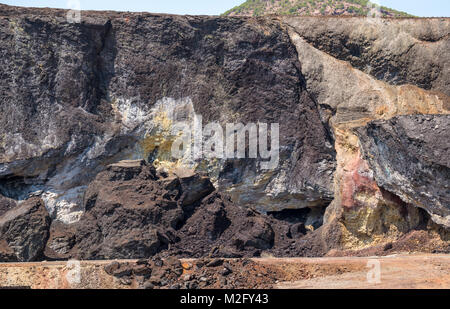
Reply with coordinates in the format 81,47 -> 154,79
284,17 -> 450,96
0,4 -> 448,260
0,5 -> 335,225
356,115 -> 450,227
285,16 -> 449,251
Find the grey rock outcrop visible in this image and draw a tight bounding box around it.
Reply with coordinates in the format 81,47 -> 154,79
356,115 -> 450,227
284,17 -> 450,96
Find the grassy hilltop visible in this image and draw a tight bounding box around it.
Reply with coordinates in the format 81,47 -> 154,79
223,0 -> 413,17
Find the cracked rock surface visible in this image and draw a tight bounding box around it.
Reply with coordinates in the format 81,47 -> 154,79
356,115 -> 450,227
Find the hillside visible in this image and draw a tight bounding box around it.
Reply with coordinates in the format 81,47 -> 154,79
223,0 -> 413,17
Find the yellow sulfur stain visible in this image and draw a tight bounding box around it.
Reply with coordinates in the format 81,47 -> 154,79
339,200 -> 422,250
152,110 -> 173,132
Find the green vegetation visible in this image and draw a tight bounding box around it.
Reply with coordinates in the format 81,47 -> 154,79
223,0 -> 414,17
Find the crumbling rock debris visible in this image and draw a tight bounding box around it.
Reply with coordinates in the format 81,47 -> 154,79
104,257 -> 279,289
3,156 -> 443,261
43,160 -> 330,260
103,255 -> 371,289
45,160 -> 215,260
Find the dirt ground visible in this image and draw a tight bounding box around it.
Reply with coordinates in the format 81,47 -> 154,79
272,255 -> 450,289
0,254 -> 448,289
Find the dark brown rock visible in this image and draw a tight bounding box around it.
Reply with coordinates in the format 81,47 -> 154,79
221,266 -> 232,276
132,264 -> 153,277
104,261 -> 121,276
206,259 -> 224,267
0,198 -> 50,262
44,221 -> 76,260
44,161 -> 218,260
70,162 -> 207,259
0,195 -> 16,217
232,216 -> 275,250
290,223 -> 307,239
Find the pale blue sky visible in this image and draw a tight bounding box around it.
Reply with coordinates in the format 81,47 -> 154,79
1,1 -> 449,17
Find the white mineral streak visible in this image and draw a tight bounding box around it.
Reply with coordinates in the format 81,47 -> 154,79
85,132 -> 115,160
0,165 -> 8,176
41,186 -> 86,224
265,168 -> 287,198
113,97 -> 153,133
41,96 -> 199,223
2,133 -> 41,161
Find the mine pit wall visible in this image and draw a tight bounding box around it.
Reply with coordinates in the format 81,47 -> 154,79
0,6 -> 336,224
0,3 -> 449,261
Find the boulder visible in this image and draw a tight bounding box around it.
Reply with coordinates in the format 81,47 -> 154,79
53,161 -> 215,260
0,198 -> 51,262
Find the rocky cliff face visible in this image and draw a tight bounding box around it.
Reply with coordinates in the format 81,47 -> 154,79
0,5 -> 448,261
